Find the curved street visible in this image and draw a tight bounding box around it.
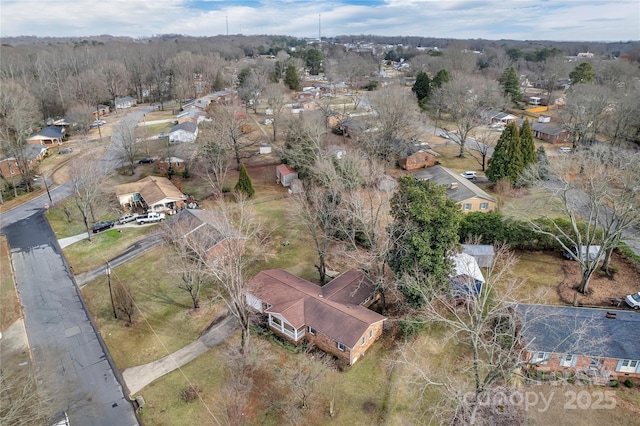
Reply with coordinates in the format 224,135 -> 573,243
0,105 -> 157,425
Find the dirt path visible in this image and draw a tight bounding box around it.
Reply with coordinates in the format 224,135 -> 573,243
122,312 -> 238,395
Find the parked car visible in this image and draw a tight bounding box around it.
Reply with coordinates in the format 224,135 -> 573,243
118,213 -> 139,224
58,148 -> 73,154
625,292 -> 640,309
91,120 -> 106,128
562,245 -> 602,262
558,147 -> 572,153
91,221 -> 114,233
158,132 -> 169,138
136,212 -> 165,224
460,171 -> 477,179
438,131 -> 450,139
138,157 -> 155,164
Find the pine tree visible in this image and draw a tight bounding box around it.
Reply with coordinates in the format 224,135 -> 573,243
536,146 -> 550,180
498,66 -> 522,103
284,64 -> 301,91
412,71 -> 431,101
432,69 -> 451,88
213,70 -> 225,91
235,164 -> 255,197
519,119 -> 536,166
486,122 -> 522,184
569,62 -> 595,85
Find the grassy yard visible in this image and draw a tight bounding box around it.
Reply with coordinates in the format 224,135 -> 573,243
511,251 -> 564,304
0,236 -> 21,331
501,187 -> 566,221
81,247 -> 220,369
63,227 -> 156,273
145,122 -> 174,136
46,199 -> 103,238
432,142 -> 486,174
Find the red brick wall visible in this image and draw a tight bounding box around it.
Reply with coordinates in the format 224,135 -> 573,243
529,352 -> 640,380
399,152 -> 437,170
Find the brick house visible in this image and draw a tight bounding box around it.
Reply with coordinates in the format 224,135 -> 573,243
392,140 -> 440,170
414,165 -> 496,213
530,122 -> 571,143
518,304 -> 640,382
27,126 -> 65,146
0,145 -> 47,178
247,269 -> 387,365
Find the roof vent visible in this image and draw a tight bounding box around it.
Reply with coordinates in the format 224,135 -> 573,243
605,312 -> 617,319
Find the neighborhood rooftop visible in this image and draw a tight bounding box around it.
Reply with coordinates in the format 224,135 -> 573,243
517,304 -> 640,361
414,165 -> 496,203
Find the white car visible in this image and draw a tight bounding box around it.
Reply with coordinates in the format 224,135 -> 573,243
460,171 -> 477,179
438,131 -> 450,139
558,147 -> 572,153
625,292 -> 640,309
91,119 -> 106,128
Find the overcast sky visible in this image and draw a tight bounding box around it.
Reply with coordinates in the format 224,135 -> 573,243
1,0 -> 638,41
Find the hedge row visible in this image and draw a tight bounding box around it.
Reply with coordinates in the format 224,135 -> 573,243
458,212 -> 601,251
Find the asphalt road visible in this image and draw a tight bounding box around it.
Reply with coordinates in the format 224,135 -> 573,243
0,105 -> 158,425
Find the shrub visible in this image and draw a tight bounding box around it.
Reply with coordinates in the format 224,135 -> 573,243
610,379 -> 619,388
235,164 -> 255,197
179,385 -> 202,402
182,166 -> 191,179
624,378 -> 634,388
398,316 -> 426,339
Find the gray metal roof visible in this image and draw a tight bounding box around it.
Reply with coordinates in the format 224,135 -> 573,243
462,244 -> 495,268
170,121 -> 197,134
30,126 -> 64,139
517,304 -> 640,360
414,165 -> 496,203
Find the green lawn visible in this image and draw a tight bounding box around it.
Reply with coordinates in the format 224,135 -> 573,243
501,187 -> 566,221
63,227 -> 156,273
511,251 -> 564,304
81,247 -> 220,369
145,122 -> 174,136
432,143 -> 486,175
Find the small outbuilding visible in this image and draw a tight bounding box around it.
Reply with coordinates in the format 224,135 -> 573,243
461,244 -> 496,268
276,164 -> 298,187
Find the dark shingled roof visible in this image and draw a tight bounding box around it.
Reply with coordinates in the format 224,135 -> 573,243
414,165 -> 496,203
517,304 -> 640,360
30,126 -> 65,139
170,121 -> 198,134
248,269 -> 386,348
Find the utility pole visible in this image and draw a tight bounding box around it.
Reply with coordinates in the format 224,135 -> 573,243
43,172 -> 53,206
106,262 -> 117,319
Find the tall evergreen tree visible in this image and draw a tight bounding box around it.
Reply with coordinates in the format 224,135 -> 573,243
213,70 -> 225,91
387,176 -> 463,307
412,71 -> 431,101
569,62 -> 595,85
519,119 -> 537,166
486,122 -> 523,184
432,69 -> 451,88
235,164 -> 255,197
284,64 -> 301,91
536,146 -> 551,180
498,66 -> 522,103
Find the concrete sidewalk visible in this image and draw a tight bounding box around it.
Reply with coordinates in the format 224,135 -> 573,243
122,313 -> 238,395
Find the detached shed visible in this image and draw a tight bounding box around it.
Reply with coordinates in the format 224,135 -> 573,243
276,164 -> 298,187
462,244 -> 496,268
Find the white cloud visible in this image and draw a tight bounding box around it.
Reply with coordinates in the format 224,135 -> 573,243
0,0 -> 638,41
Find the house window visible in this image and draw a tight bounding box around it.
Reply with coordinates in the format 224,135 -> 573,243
480,203 -> 488,210
369,330 -> 373,339
560,354 -> 575,367
271,316 -> 281,327
619,360 -> 639,373
532,352 -> 549,365
463,203 -> 472,211
337,342 -> 345,352
308,326 -> 316,335
362,336 -> 366,345
10,169 -> 15,175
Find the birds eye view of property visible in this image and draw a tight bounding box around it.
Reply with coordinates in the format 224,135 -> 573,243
1,1 -> 639,425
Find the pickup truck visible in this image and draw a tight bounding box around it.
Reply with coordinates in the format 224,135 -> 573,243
136,212 -> 166,225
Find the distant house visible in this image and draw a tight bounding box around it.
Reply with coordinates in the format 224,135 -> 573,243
183,90 -> 237,111
246,269 -> 386,365
114,176 -> 186,213
27,126 -> 65,147
414,166 -> 497,213
115,96 -> 137,110
518,304 -> 640,381
392,140 -> 439,170
531,122 -> 570,143
170,208 -> 244,263
169,122 -> 198,143
177,109 -> 207,125
0,145 -> 47,178
462,244 -> 495,268
93,104 -> 110,118
483,110 -> 518,125
156,157 -> 186,175
276,164 -> 298,187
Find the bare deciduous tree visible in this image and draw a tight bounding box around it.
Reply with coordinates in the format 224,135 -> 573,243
113,281 -> 136,324
431,75 -> 506,157
196,122 -> 231,198
66,102 -> 95,135
69,158 -> 106,242
265,82 -> 288,141
100,60 -> 130,112
208,105 -> 256,171
560,84 -> 610,147
111,115 -> 140,175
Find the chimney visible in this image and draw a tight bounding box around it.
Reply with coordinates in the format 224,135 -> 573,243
450,182 -> 458,190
